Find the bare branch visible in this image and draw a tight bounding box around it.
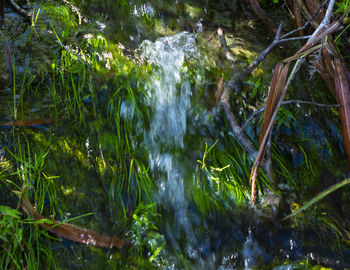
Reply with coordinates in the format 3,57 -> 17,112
217,27 -> 272,180
245,0 -> 336,75
245,20 -> 283,74
310,0 -> 336,40
8,0 -> 31,17
281,0 -> 328,39
217,28 -> 235,65
220,80 -> 258,159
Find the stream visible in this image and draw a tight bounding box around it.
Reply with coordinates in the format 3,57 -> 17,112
1,0 -> 350,269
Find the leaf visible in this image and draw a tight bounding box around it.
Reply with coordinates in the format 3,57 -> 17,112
149,241 -> 166,262
259,62 -> 287,146
250,62 -> 289,204
0,205 -> 22,219
252,77 -> 261,98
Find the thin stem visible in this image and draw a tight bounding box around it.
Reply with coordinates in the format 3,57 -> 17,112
281,0 -> 329,39
241,99 -> 341,132
245,20 -> 283,74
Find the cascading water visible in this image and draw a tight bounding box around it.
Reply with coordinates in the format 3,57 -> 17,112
140,32 -> 199,241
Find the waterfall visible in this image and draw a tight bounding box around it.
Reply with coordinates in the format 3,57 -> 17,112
140,31 -> 199,231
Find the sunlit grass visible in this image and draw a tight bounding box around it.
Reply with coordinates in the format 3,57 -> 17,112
0,133 -> 58,270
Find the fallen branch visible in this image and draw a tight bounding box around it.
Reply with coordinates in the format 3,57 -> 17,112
249,0 -> 342,204
17,186 -> 130,249
245,21 -> 284,74
217,28 -> 235,66
282,0 -> 328,39
310,0 -> 336,40
245,0 -> 336,74
0,117 -> 56,127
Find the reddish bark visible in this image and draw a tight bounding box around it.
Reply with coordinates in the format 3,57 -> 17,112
334,58 -> 350,167
0,117 -> 56,127
21,191 -> 130,249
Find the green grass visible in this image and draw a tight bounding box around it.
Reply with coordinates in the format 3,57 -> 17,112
0,134 -> 58,269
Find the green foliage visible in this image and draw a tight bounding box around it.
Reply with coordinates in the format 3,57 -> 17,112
275,106 -> 296,129
0,206 -> 56,269
195,140 -> 271,209
335,0 -> 350,16
128,202 -> 166,266
0,159 -> 56,270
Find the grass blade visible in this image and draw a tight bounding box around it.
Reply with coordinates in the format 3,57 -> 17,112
282,178 -> 350,221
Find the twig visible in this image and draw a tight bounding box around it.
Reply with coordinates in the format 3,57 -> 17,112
245,20 -> 283,74
279,35 -> 311,42
217,28 -> 272,178
281,0 -> 328,39
220,80 -> 258,159
310,0 -> 336,40
8,0 -> 31,17
241,99 -> 341,132
217,28 -> 235,66
245,0 -> 333,74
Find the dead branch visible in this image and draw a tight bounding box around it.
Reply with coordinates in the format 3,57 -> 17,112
18,186 -> 130,249
310,0 -> 336,39
245,3 -> 339,75
217,28 -> 273,180
217,27 -> 257,157
245,20 -> 283,74
220,81 -> 258,159
217,28 -> 235,66
8,0 -> 31,17
282,0 -> 328,39
245,0 -> 330,74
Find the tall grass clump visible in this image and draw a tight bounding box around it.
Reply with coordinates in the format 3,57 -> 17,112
0,133 -> 59,269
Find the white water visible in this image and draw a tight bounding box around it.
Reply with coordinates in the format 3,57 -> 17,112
140,32 -> 270,269
140,32 -> 199,231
